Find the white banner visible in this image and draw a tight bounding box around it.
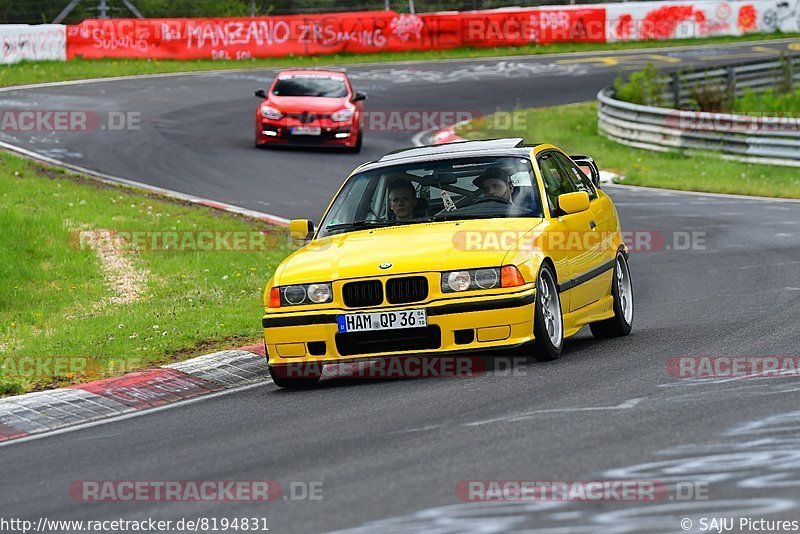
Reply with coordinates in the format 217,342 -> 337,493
1,24 -> 67,64
606,0 -> 788,41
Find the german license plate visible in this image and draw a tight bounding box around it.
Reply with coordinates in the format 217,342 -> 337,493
337,309 -> 427,333
291,126 -> 321,136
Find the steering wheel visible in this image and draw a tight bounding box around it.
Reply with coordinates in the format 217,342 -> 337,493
472,196 -> 512,205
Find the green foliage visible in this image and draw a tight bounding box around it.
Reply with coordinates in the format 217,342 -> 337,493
686,76 -> 735,112
734,86 -> 800,114
613,63 -> 666,106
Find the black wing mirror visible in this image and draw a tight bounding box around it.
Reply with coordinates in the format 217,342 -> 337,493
571,154 -> 601,188
352,92 -> 367,102
254,89 -> 267,99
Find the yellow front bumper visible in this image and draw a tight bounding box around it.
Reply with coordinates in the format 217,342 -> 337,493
262,288 -> 536,365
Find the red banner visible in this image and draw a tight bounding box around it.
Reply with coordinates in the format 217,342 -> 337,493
66,8 -> 606,60
456,7 -> 606,47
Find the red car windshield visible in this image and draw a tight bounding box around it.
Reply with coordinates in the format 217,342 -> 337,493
272,75 -> 348,98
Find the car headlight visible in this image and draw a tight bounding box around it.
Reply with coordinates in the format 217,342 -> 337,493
275,283 -> 333,307
260,105 -> 283,120
330,108 -> 355,122
441,266 -> 524,293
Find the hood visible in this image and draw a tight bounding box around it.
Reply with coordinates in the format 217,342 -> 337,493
275,218 -> 545,285
268,95 -> 350,114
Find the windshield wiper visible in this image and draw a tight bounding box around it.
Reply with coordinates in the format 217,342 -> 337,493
432,212 -> 504,222
324,220 -> 397,231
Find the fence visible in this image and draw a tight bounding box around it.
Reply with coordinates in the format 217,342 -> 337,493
664,54 -> 800,108
597,54 -> 800,167
3,0 -> 668,25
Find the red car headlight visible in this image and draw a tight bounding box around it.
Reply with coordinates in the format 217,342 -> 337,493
260,106 -> 283,120
330,109 -> 355,122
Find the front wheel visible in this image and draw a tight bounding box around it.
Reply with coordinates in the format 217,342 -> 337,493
590,252 -> 634,338
530,263 -> 564,362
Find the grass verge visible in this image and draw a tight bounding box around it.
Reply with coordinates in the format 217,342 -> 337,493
457,102 -> 800,198
2,33 -> 798,88
0,151 -> 289,396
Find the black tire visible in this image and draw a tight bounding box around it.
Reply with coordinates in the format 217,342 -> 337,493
590,252 -> 634,338
530,263 -> 564,362
349,131 -> 363,153
269,364 -> 321,388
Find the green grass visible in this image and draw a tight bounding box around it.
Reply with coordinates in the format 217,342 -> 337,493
734,87 -> 800,113
2,33 -> 798,88
0,152 -> 290,395
457,102 -> 800,198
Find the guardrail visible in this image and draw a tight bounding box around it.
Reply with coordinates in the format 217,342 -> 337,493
597,55 -> 800,168
663,54 -> 800,109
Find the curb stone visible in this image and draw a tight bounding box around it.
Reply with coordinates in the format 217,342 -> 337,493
0,346 -> 268,444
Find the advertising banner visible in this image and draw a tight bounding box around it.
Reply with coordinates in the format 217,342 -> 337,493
605,0 -> 783,41
1,24 -> 66,64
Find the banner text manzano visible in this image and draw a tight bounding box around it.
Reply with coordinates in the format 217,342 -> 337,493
64,1 -> 780,61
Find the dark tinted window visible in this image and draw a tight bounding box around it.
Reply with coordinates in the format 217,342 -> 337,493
553,152 -> 598,201
538,153 -> 577,213
272,75 -> 348,98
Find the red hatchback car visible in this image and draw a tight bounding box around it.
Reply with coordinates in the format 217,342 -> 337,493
254,69 -> 366,152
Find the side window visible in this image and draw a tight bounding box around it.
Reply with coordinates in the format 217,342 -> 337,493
538,153 -> 576,213
553,152 -> 598,201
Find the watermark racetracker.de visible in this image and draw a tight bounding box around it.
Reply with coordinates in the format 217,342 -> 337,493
0,110 -> 141,132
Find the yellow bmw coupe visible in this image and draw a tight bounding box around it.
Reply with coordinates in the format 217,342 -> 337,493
262,138 -> 633,387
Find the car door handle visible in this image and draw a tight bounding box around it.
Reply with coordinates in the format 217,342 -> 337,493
589,220 -> 597,229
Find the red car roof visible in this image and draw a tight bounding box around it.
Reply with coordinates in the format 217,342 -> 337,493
276,69 -> 347,78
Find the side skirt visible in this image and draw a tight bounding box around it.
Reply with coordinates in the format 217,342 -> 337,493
563,295 -> 615,338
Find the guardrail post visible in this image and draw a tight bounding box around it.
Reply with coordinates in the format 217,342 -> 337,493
671,72 -> 681,109
726,66 -> 736,95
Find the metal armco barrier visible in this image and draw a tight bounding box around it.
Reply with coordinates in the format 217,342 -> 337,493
597,55 -> 800,168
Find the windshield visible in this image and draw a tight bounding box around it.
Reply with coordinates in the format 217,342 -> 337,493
318,156 -> 543,238
272,74 -> 348,98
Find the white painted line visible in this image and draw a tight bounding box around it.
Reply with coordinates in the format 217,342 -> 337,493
604,182 -> 800,203
0,379 -> 272,448
0,140 -> 290,226
464,398 -> 644,427
411,128 -> 434,147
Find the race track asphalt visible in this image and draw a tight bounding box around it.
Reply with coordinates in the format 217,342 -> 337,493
1,39 -> 799,533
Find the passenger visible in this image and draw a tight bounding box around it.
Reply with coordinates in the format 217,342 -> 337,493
473,167 -> 514,201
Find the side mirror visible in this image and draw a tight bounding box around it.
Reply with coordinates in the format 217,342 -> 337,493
558,191 -> 590,215
570,154 -> 601,188
289,219 -> 314,241
254,89 -> 267,99
352,92 -> 367,102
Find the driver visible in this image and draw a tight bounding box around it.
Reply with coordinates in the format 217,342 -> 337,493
473,167 -> 514,201
387,177 -> 419,221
